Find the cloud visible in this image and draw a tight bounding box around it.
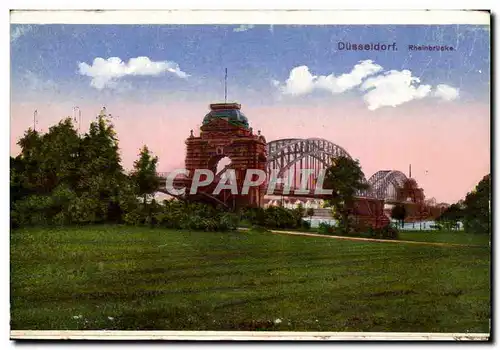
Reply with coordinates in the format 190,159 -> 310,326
275,60 -> 382,96
434,84 -> 459,101
11,25 -> 32,42
275,60 -> 460,110
360,70 -> 432,111
78,56 -> 189,90
279,66 -> 316,95
316,60 -> 383,94
233,24 -> 255,32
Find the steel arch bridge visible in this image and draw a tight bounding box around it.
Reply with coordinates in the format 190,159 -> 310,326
266,138 -> 356,190
158,137 -> 421,204
366,170 -> 409,201
267,138 -> 352,174
266,138 -> 351,189
265,138 -> 414,201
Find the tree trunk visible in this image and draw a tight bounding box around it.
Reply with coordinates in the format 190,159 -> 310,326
342,211 -> 349,234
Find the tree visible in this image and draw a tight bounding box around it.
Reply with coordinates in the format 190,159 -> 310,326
10,111 -> 145,227
38,118 -> 81,193
436,203 -> 464,230
76,113 -> 128,223
10,156 -> 27,203
131,145 -> 160,203
80,113 -> 122,179
463,174 -> 490,234
11,119 -> 83,225
296,202 -> 305,218
323,156 -> 369,234
390,204 -> 407,229
306,207 -> 315,221
16,128 -> 41,178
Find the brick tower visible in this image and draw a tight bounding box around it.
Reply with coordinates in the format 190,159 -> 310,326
184,103 -> 267,209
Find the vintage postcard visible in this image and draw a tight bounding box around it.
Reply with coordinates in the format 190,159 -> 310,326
9,10 -> 491,341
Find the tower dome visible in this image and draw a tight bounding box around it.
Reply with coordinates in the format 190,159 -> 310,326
202,103 -> 249,129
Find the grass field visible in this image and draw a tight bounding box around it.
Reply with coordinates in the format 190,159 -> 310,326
280,227 -> 491,246
398,230 -> 491,246
11,225 -> 491,332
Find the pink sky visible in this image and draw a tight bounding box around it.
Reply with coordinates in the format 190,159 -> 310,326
10,99 -> 490,204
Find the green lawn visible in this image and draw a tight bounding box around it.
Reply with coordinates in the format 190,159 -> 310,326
11,225 -> 491,332
399,230 -> 491,246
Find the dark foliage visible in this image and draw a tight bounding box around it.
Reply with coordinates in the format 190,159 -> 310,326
436,174 -> 490,234
390,204 -> 407,228
323,156 -> 369,234
365,225 -> 399,240
11,115 -> 143,228
436,203 -> 464,231
240,205 -> 306,230
317,221 -> 399,240
462,175 -> 490,234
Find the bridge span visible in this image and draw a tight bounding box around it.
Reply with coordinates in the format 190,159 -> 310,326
157,137 -> 426,204
155,135 -> 448,228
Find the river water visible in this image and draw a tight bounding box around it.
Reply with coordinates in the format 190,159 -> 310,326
303,217 -> 463,231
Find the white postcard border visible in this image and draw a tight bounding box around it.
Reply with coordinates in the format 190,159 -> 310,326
10,9 -> 490,25
10,330 -> 491,341
7,8 -> 493,343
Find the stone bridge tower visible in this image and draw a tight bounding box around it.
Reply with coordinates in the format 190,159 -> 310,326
184,103 -> 267,209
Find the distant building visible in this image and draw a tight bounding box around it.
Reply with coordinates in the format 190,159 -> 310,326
263,197 -> 325,209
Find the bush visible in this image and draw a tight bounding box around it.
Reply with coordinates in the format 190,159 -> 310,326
180,215 -> 218,231
240,206 -> 307,230
334,216 -> 357,235
123,200 -> 239,232
366,225 -> 399,240
266,206 -> 299,229
11,195 -> 51,226
66,195 -> 103,224
301,220 -> 311,230
123,209 -> 144,226
382,225 -> 399,239
241,207 -> 267,227
352,220 -> 371,235
219,212 -> 240,231
318,222 -> 336,235
11,185 -> 78,226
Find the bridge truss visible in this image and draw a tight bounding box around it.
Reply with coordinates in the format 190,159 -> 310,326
366,170 -> 409,201
266,138 -> 412,201
266,138 -> 355,191
158,138 -> 417,204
